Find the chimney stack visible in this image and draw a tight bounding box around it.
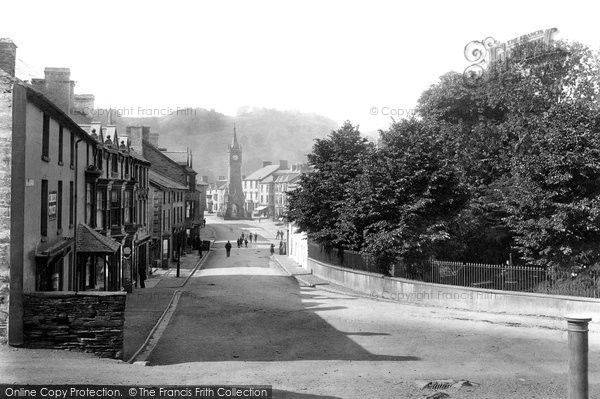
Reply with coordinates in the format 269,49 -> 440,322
262,161 -> 272,167
127,126 -> 143,152
32,67 -> 74,115
0,38 -> 17,77
73,94 -> 95,117
149,133 -> 159,147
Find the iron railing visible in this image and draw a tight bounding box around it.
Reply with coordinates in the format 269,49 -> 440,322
430,259 -> 600,298
308,242 -> 380,274
307,240 -> 600,298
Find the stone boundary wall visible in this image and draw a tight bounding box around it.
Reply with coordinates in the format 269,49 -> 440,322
308,258 -> 600,331
23,291 -> 126,358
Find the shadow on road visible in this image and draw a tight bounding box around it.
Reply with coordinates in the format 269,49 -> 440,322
148,273 -> 419,365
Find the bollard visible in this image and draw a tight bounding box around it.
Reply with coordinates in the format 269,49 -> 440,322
566,316 -> 592,399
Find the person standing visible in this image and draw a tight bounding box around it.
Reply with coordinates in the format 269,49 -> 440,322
270,243 -> 275,256
249,234 -> 253,243
244,238 -> 248,248
254,232 -> 258,242
139,263 -> 147,288
225,241 -> 232,257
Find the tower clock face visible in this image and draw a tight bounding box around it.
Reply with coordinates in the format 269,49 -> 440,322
232,154 -> 239,161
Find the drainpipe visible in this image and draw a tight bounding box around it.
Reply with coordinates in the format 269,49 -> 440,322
74,138 -> 83,292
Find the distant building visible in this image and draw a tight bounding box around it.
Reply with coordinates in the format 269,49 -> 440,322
242,161 -> 308,220
242,161 -> 282,217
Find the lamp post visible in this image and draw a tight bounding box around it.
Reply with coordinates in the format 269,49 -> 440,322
176,229 -> 181,278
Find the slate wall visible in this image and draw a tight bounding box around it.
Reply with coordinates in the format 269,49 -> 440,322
23,291 -> 126,358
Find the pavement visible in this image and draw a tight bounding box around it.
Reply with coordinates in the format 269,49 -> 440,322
3,215 -> 600,398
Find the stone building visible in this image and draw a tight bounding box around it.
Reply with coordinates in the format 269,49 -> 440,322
148,170 -> 187,267
129,128 -> 202,265
0,39 -> 149,353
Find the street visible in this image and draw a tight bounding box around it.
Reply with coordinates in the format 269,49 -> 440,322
2,216 -> 600,398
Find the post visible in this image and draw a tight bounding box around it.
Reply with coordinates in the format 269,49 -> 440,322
566,316 -> 591,399
176,231 -> 181,278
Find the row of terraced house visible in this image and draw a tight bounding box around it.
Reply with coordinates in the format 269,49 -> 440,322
0,38 -> 205,353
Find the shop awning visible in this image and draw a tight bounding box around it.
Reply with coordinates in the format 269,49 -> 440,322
35,237 -> 73,260
76,224 -> 121,254
254,206 -> 268,211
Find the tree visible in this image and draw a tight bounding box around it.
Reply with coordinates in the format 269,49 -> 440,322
338,119 -> 468,273
286,121 -> 371,247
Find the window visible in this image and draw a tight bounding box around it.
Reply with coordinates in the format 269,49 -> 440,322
111,190 -> 121,226
85,183 -> 92,226
112,154 -> 118,174
70,132 -> 74,167
58,126 -> 63,164
69,181 -> 74,226
97,150 -> 103,169
41,180 -> 48,236
124,191 -> 132,224
42,114 -> 50,161
57,181 -> 63,229
96,191 -> 105,229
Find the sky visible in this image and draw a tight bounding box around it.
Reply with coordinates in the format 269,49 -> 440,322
3,0 -> 600,133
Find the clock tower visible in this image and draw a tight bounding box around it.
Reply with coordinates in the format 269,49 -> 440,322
225,126 -> 247,219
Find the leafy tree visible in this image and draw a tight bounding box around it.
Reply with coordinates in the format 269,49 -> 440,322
340,119 -> 469,273
286,121 -> 371,247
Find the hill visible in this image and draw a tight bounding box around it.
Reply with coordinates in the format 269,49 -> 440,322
97,107 -> 337,181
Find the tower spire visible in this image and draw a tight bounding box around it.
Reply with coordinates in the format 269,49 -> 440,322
232,123 -> 239,148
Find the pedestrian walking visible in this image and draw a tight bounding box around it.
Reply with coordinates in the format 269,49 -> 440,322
241,232 -> 245,240
237,238 -> 241,248
279,240 -> 283,255
249,234 -> 253,243
254,232 -> 258,242
244,238 -> 248,248
270,243 -> 275,255
225,241 -> 232,257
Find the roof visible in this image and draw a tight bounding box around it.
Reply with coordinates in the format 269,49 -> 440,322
162,151 -> 188,165
76,224 -> 120,254
244,164 -> 280,181
21,83 -> 96,145
35,237 -> 73,259
275,171 -> 301,183
142,140 -> 197,177
259,175 -> 275,184
149,170 -> 188,190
